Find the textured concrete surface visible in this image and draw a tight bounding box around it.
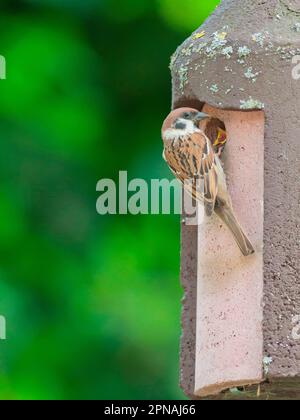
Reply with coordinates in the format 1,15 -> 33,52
173,0 -> 300,399
180,222 -> 198,398
195,106 -> 264,397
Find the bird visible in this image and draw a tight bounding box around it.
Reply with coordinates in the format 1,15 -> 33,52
198,115 -> 227,157
161,107 -> 255,256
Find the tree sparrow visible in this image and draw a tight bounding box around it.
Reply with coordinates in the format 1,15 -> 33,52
161,107 -> 255,256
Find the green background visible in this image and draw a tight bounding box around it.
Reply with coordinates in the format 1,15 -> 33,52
0,0 -> 220,400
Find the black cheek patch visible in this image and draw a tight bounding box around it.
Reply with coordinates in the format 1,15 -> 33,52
175,122 -> 186,130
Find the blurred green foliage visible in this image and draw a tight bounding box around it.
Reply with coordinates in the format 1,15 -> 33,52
0,0 -> 219,400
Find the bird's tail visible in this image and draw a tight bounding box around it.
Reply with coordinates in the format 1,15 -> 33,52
214,205 -> 255,257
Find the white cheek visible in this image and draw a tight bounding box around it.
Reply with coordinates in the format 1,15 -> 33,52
164,124 -> 200,141
164,129 -> 178,141
185,120 -> 195,131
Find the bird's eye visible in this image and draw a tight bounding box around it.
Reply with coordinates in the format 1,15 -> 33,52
182,112 -> 190,119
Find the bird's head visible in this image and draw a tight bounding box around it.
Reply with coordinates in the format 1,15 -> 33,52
162,107 -> 209,139
172,110 -> 209,130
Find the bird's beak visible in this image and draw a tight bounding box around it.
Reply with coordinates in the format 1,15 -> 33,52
194,112 -> 209,123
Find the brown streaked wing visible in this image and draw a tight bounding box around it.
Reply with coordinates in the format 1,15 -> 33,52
164,144 -> 185,183
163,132 -> 218,215
189,132 -> 218,215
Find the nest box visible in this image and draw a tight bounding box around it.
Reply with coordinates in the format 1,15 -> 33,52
171,0 -> 300,399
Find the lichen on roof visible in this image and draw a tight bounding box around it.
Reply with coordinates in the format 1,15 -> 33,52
192,30 -> 206,40
238,46 -> 251,58
169,49 -> 179,72
294,23 -> 300,32
178,65 -> 189,90
192,42 -> 207,54
210,84 -> 219,93
244,67 -> 260,82
240,97 -> 264,110
222,46 -> 233,59
181,47 -> 193,57
252,32 -> 267,47
205,31 -> 228,58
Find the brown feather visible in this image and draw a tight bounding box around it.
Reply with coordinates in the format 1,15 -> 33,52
163,128 -> 218,214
